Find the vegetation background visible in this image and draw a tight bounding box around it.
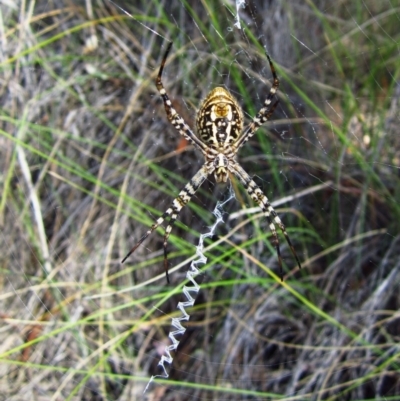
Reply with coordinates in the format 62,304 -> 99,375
1,0 -> 399,400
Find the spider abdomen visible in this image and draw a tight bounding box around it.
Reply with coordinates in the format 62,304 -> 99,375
196,87 -> 243,146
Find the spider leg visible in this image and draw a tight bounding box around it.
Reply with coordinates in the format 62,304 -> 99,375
235,53 -> 280,150
122,165 -> 211,283
157,42 -> 208,154
230,162 -> 301,281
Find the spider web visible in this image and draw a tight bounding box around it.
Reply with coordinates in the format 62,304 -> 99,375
1,1 -> 400,400
143,184 -> 235,394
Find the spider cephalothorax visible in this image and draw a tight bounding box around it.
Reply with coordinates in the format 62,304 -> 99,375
122,42 -> 301,283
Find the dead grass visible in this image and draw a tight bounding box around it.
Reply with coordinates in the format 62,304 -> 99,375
1,1 -> 400,400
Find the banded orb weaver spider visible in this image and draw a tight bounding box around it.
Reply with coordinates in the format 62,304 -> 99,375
122,42 -> 301,283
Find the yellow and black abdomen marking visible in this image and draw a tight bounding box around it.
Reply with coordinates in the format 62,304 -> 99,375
196,87 -> 243,146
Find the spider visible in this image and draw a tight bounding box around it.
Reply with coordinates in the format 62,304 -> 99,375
122,42 -> 301,283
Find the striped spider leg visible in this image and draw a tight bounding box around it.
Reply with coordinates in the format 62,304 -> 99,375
122,42 -> 301,283
234,54 -> 280,150
230,162 -> 302,280
121,42 -> 213,283
121,164 -> 213,283
229,52 -> 302,279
